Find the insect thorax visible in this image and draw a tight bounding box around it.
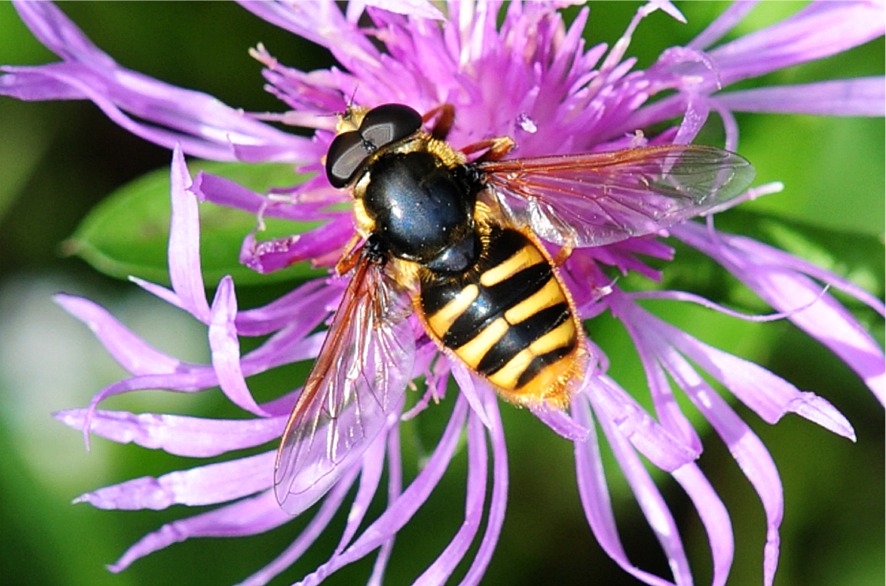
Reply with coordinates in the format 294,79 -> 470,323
357,144 -> 483,272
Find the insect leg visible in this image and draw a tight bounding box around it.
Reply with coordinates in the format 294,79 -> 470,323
548,212 -> 577,266
423,104 -> 456,141
460,137 -> 515,162
334,232 -> 365,275
552,238 -> 575,266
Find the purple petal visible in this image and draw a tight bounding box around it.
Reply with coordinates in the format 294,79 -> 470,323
630,2 -> 885,133
367,430 -> 405,586
617,292 -> 857,440
662,357 -> 783,586
238,216 -> 354,274
192,171 -> 337,222
54,294 -> 181,375
709,1 -> 885,86
710,99 -> 741,151
84,371 -> 218,414
459,389 -> 509,586
76,452 -> 274,510
528,401 -> 590,442
332,429 -> 388,555
166,147 -> 212,321
671,464 -> 733,586
248,48 -> 346,124
0,61 -> 306,162
630,329 -> 703,454
10,1 -> 115,64
717,77 -> 886,116
450,363 -> 494,429
672,93 -> 711,145
646,1 -> 687,24
608,290 -> 789,584
128,277 -> 187,313
676,223 -> 886,404
572,394 -> 677,586
55,408 -> 284,457
236,0 -> 382,76
765,277 -> 885,404
239,328 -> 325,379
208,276 -> 268,416
0,64 -> 84,100
597,401 -> 692,586
5,2 -> 310,162
585,374 -> 699,472
687,1 -> 758,50
234,278 -> 338,336
665,323 -> 855,439
110,490 -> 291,574
723,231 -> 885,317
353,0 -> 444,20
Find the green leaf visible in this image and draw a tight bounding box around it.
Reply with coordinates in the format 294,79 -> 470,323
65,160 -> 328,286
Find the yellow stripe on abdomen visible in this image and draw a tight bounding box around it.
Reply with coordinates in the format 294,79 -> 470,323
425,284 -> 479,338
479,244 -> 545,287
504,277 -> 563,325
455,317 -> 509,369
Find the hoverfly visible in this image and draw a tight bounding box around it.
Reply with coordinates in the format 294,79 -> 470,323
274,103 -> 754,512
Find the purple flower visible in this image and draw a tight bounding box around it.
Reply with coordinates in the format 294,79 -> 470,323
3,1 -> 883,585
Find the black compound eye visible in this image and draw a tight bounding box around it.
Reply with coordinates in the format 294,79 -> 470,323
359,104 -> 423,150
326,130 -> 370,188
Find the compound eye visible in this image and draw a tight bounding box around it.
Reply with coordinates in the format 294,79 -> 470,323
359,104 -> 422,150
326,130 -> 370,188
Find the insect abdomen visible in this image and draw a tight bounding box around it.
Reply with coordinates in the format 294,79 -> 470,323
419,226 -> 583,406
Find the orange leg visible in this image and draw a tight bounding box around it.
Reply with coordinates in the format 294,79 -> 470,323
422,104 -> 456,141
552,238 -> 575,266
549,214 -> 577,266
334,232 -> 365,275
459,136 -> 515,162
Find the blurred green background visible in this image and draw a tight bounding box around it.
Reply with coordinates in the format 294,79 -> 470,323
0,2 -> 882,585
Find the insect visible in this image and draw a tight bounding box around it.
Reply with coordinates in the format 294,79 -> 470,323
274,103 -> 755,512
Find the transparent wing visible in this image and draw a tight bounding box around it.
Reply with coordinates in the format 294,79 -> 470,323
274,256 -> 415,514
479,145 -> 755,247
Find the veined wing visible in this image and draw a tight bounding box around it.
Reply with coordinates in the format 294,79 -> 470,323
274,256 -> 414,514
479,145 -> 755,247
